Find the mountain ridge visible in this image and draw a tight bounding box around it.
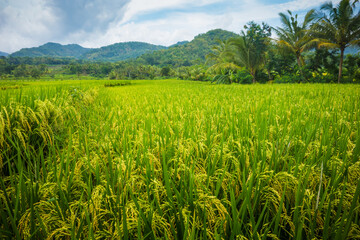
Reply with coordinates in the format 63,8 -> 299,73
11,42 -> 92,58
137,29 -> 239,66
8,29 -> 239,63
81,41 -> 167,62
0,51 -> 9,57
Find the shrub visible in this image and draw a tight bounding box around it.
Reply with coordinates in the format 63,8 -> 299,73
274,74 -> 302,83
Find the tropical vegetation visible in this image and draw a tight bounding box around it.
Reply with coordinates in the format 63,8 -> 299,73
311,0 -> 360,83
273,9 -> 317,81
1,0 -> 358,84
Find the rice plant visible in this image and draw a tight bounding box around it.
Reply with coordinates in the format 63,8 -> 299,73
104,80 -> 132,87
0,79 -> 359,239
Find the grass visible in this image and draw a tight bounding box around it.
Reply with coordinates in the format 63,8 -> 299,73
0,81 -> 29,91
0,79 -> 360,239
104,80 -> 132,87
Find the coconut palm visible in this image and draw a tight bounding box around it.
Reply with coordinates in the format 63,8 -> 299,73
273,9 -> 317,81
229,22 -> 271,83
206,39 -> 239,71
312,0 -> 360,83
206,39 -> 240,84
206,22 -> 271,84
206,39 -> 232,65
228,36 -> 262,83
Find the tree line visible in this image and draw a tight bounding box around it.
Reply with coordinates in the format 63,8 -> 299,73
207,0 -> 360,84
0,0 -> 359,83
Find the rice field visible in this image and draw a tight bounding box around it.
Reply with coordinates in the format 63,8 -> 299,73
1,79 -> 360,239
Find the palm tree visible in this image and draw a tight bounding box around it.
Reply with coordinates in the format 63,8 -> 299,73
206,22 -> 270,84
206,39 -> 238,71
206,39 -> 240,84
229,36 -> 263,83
312,0 -> 360,83
273,9 -> 317,81
229,22 -> 271,83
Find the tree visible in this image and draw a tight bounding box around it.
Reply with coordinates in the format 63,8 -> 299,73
312,0 -> 360,83
307,47 -> 338,76
68,63 -> 83,78
230,22 -> 271,83
160,66 -> 171,77
273,9 -> 317,81
263,42 -> 297,81
206,39 -> 240,84
206,39 -> 233,67
12,64 -> 28,78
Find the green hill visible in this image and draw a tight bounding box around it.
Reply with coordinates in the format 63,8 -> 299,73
10,42 -> 91,58
169,41 -> 190,47
137,29 -> 239,67
81,42 -> 167,62
0,51 -> 8,57
8,29 -> 239,64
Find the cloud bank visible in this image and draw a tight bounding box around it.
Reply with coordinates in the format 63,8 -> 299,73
0,0 -> 340,53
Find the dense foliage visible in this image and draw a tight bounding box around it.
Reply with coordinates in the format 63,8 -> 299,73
10,42 -> 92,58
138,29 -> 239,67
0,0 -> 359,83
228,22 -> 272,83
274,9 -> 317,81
81,42 -> 167,62
9,42 -> 167,62
311,0 -> 360,83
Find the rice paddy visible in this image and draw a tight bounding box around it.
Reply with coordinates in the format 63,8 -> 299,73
1,79 -> 360,239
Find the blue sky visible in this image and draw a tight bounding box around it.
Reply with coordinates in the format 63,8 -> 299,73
0,0 -> 341,53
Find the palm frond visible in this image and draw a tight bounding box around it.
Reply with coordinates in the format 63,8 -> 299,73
303,9 -> 317,29
277,40 -> 296,53
279,12 -> 293,33
275,8 -> 317,59
207,62 -> 241,74
318,41 -> 341,49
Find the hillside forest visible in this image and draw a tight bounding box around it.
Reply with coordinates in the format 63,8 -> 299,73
0,0 -> 359,84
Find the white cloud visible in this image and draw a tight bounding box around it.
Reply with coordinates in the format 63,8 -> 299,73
78,0 -> 333,49
0,0 -> 130,53
50,0 -> 130,33
78,11 -> 235,49
120,0 -> 224,24
0,0 -> 59,52
0,0 -> 344,53
225,0 -> 342,31
278,0 -> 341,11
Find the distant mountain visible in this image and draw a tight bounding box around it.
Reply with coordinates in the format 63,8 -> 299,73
10,41 -> 167,62
10,42 -> 92,58
81,42 -> 167,62
8,29 -> 239,63
138,29 -> 239,67
0,51 -> 8,57
170,41 -> 190,47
